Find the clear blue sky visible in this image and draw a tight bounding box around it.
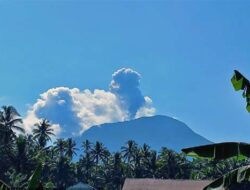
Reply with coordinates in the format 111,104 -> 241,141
1,1 -> 250,142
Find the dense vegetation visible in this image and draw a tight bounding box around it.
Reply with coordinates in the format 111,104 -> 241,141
182,70 -> 250,190
1,105 -> 250,190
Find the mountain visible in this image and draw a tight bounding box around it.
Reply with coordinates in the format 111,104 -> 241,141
75,115 -> 211,152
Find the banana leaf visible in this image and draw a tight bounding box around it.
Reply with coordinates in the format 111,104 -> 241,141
182,142 -> 250,160
0,180 -> 10,190
231,70 -> 249,91
27,162 -> 43,190
203,165 -> 250,190
231,70 -> 250,112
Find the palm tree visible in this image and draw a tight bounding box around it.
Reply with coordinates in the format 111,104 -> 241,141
148,150 -> 158,178
82,140 -> 92,155
140,144 -> 152,172
8,135 -> 33,173
111,152 -> 124,189
54,139 -> 67,158
0,106 -> 24,145
33,119 -> 54,148
53,156 -> 75,189
104,152 -> 124,190
121,140 -> 138,178
121,140 -> 138,163
77,152 -> 94,184
140,146 -> 158,178
158,147 -> 189,179
133,149 -> 143,178
91,141 -> 109,166
65,138 -> 78,160
141,144 -> 151,159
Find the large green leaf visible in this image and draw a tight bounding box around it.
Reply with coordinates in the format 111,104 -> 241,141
27,162 -> 43,190
231,70 -> 249,91
0,180 -> 10,190
231,70 -> 250,112
182,142 -> 250,160
203,165 -> 250,190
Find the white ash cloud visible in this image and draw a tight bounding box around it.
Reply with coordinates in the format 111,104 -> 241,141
110,68 -> 147,119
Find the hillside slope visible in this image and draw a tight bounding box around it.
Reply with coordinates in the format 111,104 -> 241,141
75,115 -> 211,152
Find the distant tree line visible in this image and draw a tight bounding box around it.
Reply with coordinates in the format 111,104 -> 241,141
0,105 -> 249,190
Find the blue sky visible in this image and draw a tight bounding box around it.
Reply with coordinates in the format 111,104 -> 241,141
1,1 -> 250,142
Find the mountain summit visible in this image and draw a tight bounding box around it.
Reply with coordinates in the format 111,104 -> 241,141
76,115 -> 211,152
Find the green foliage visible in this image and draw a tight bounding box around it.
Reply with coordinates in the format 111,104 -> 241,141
5,169 -> 27,189
204,165 -> 250,190
33,119 -> 55,148
27,162 -> 43,190
182,142 -> 250,160
190,157 -> 248,180
0,106 -> 23,146
2,105 -> 250,190
44,181 -> 55,190
0,180 -> 10,190
231,70 -> 250,112
65,138 -> 78,160
180,70 -> 250,190
231,70 -> 248,91
182,143 -> 250,189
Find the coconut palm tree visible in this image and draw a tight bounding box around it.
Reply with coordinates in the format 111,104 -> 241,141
54,139 -> 67,158
140,147 -> 158,178
121,140 -> 138,178
77,152 -> 94,184
53,156 -> 75,189
91,141 -> 109,166
121,140 -> 138,163
33,119 -> 54,148
111,152 -> 124,190
141,144 -> 151,161
8,135 -> 33,173
65,138 -> 78,160
158,147 -> 189,179
82,139 -> 92,155
104,152 -> 124,190
0,106 -> 24,145
140,144 -> 152,174
148,150 -> 158,178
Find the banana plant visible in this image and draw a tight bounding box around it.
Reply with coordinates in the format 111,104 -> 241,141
182,142 -> 250,160
231,70 -> 250,112
27,162 -> 43,190
0,180 -> 10,190
182,70 -> 250,190
0,162 -> 43,190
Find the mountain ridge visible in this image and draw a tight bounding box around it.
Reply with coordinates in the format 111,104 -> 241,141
75,115 -> 212,152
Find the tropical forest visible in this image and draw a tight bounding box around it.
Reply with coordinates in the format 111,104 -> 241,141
1,70 -> 250,189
